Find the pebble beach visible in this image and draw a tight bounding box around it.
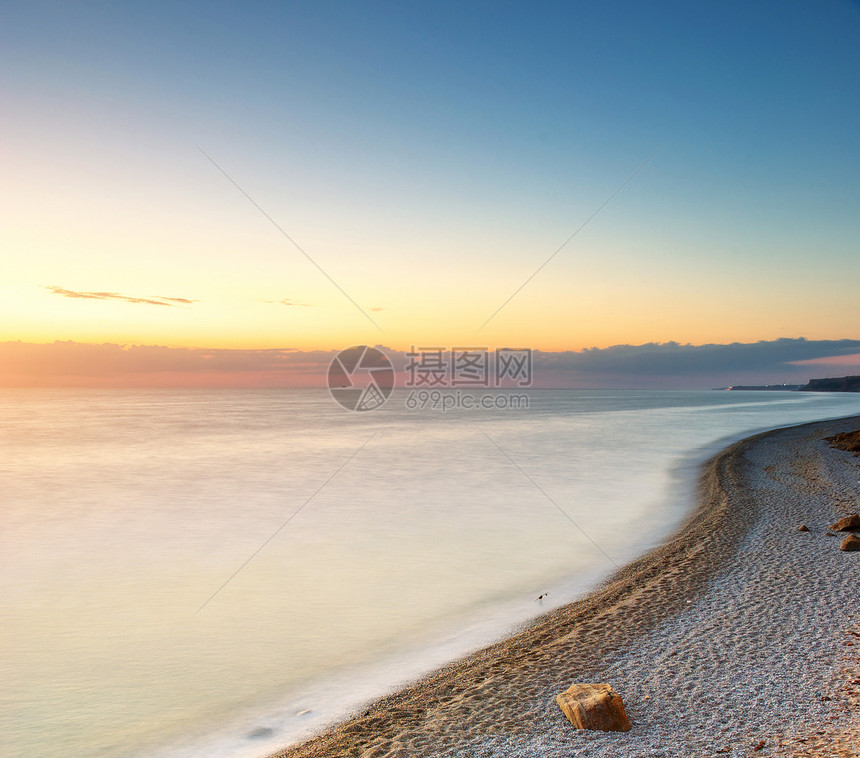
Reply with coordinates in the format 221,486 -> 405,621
271,415 -> 860,758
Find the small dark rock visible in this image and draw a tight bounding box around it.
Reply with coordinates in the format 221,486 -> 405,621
826,531 -> 837,537
247,727 -> 274,739
796,524 -> 809,532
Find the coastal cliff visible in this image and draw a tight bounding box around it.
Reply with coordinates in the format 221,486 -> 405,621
801,376 -> 860,392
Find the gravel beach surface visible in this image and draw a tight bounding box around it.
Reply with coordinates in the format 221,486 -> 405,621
272,416 -> 860,758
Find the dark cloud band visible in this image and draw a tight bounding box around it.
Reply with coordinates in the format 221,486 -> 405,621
1,338 -> 858,387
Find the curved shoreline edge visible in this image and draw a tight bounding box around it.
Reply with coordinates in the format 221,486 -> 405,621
272,414 -> 860,758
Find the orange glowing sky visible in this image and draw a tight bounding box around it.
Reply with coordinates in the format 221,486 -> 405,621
3,2 -> 859,386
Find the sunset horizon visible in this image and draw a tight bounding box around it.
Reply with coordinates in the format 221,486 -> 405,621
2,335 -> 859,389
4,4 -> 860,758
5,2 -> 859,390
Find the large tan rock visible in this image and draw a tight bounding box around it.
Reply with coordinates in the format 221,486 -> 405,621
556,682 -> 632,732
830,514 -> 860,532
840,534 -> 860,552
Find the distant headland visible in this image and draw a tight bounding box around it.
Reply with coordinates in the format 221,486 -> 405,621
720,384 -> 804,391
718,375 -> 860,392
799,375 -> 860,392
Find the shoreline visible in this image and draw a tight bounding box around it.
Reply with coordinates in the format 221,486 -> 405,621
271,414 -> 860,757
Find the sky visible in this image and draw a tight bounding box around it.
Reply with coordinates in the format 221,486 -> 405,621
2,0 -> 859,387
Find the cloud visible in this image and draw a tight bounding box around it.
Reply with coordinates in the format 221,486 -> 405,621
0,341 -> 333,375
0,341 -> 340,387
530,338 -> 860,376
154,296 -> 197,305
44,286 -> 196,307
260,298 -> 311,306
1,337 -> 858,388
788,352 -> 860,367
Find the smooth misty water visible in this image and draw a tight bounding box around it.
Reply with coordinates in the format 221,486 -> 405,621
1,389 -> 858,758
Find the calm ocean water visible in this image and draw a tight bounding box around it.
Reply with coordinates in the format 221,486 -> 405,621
1,388 -> 858,758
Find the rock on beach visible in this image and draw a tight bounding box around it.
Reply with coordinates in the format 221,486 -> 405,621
556,683 -> 632,732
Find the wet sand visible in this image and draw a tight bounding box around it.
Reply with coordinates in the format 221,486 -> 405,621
271,415 -> 860,758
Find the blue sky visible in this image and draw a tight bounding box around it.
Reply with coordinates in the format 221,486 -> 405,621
2,1 -> 859,384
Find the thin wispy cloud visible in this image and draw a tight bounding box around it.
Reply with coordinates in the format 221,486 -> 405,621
44,286 -> 196,307
261,298 -> 311,307
155,296 -> 198,305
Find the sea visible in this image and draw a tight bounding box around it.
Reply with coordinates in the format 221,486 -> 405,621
1,388 -> 858,758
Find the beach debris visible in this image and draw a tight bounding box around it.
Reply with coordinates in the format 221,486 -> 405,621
796,524 -> 810,532
753,739 -> 766,751
556,682 -> 632,732
537,593 -> 548,601
830,514 -> 860,531
839,534 -> 860,552
826,429 -> 860,455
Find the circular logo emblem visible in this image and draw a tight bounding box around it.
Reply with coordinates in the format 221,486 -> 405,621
328,346 -> 395,411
